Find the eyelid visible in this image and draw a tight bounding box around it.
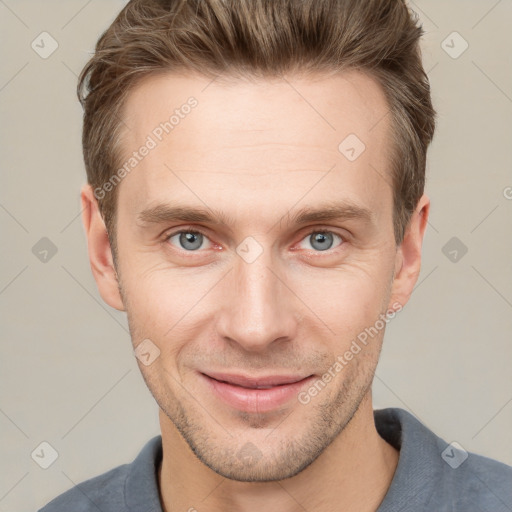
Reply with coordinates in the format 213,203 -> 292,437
162,225 -> 347,253
163,227 -> 214,252
163,227 -> 209,240
292,227 -> 346,253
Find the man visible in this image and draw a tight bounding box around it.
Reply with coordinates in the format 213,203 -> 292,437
39,0 -> 512,511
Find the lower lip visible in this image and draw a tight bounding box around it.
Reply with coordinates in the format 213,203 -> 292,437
200,373 -> 315,413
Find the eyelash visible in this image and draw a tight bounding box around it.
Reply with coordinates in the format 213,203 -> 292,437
162,226 -> 345,255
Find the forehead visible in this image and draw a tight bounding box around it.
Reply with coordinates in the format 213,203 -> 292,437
116,69 -> 393,228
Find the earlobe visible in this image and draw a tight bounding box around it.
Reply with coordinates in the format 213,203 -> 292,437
388,194 -> 430,311
81,184 -> 125,311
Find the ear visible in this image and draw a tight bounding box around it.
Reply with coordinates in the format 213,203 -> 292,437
388,194 -> 430,311
81,184 -> 125,311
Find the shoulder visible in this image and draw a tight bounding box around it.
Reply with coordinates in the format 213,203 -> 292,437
429,441 -> 512,510
37,435 -> 163,512
374,408 -> 512,511
37,464 -> 129,512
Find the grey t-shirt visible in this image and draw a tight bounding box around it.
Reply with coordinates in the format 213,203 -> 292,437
38,408 -> 512,511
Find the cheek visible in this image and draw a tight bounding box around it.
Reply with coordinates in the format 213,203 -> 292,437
119,236 -> 393,346
289,259 -> 391,325
121,265 -> 220,346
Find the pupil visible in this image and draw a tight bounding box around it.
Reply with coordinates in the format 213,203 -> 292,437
312,232 -> 332,251
180,232 -> 202,250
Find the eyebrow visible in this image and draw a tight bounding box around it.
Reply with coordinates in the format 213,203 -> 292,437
136,200 -> 375,230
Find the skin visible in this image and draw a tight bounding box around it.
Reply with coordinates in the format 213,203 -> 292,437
81,69 -> 429,512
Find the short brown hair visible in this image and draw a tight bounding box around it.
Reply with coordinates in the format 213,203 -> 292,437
78,0 -> 436,253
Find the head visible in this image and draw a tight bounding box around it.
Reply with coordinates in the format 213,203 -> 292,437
80,0 -> 435,482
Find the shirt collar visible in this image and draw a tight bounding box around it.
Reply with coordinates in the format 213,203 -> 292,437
374,407 -> 442,511
124,434 -> 164,512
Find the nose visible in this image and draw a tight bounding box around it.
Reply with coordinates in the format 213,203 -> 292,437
216,249 -> 299,352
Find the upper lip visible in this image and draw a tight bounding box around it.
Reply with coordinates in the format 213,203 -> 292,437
202,371 -> 312,388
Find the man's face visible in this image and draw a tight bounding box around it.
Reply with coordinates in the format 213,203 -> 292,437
103,70 -> 406,481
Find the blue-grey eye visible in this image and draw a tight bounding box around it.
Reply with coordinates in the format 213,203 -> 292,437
167,231 -> 211,251
299,231 -> 343,252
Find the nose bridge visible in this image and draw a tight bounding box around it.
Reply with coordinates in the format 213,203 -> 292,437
217,246 -> 297,351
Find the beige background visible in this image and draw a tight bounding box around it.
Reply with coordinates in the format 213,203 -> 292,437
1,1 -> 511,511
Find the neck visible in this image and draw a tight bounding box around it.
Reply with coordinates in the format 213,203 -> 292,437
158,393 -> 399,512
